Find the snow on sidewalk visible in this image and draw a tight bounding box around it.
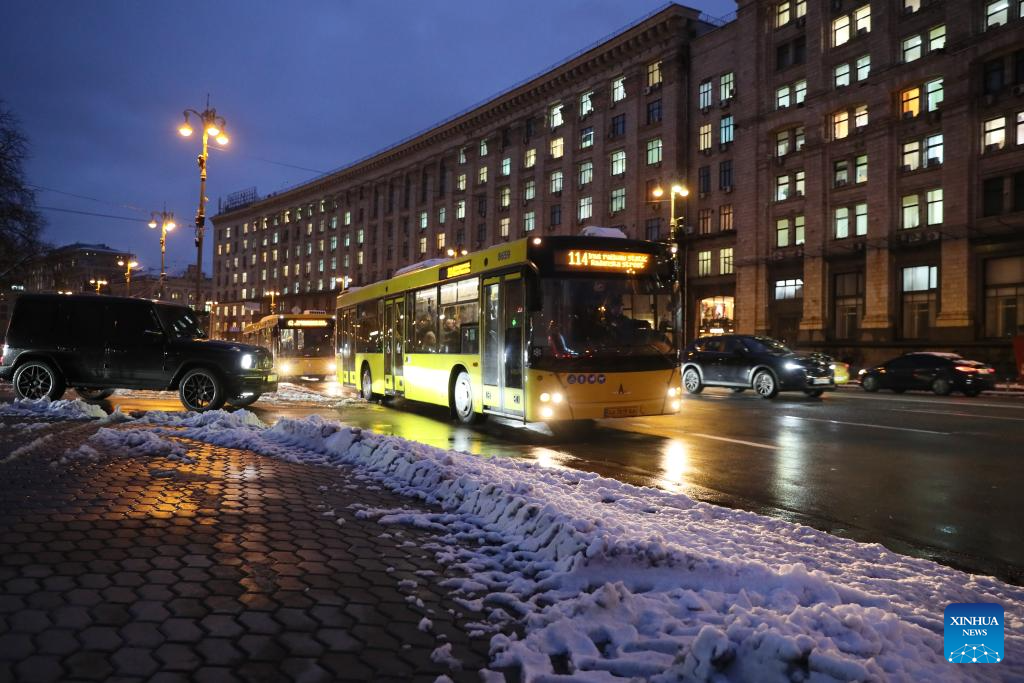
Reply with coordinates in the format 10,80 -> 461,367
126,409 -> 1024,682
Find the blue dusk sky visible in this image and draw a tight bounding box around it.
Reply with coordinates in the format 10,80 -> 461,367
1,1 -> 734,276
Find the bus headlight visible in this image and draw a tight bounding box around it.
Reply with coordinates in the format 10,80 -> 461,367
540,392 -> 551,402
328,361 -> 337,372
667,387 -> 678,397
551,392 -> 563,403
279,361 -> 292,375
541,406 -> 554,419
240,354 -> 254,369
671,400 -> 681,411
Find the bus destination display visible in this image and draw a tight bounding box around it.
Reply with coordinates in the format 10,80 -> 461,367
557,249 -> 651,273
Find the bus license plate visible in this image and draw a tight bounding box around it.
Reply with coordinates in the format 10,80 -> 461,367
604,405 -> 641,418
267,374 -> 278,382
812,377 -> 830,385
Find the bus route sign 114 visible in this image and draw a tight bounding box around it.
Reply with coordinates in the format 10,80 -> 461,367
559,250 -> 651,273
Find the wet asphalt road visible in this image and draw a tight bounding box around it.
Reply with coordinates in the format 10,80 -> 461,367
6,383 -> 1023,583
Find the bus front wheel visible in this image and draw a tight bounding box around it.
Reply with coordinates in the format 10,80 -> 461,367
361,367 -> 374,401
451,370 -> 480,424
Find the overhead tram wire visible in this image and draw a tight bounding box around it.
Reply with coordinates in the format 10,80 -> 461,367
29,184 -> 150,216
207,146 -> 326,175
36,205 -> 151,224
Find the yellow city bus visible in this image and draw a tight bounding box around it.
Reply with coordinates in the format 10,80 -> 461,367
242,312 -> 336,381
335,235 -> 681,423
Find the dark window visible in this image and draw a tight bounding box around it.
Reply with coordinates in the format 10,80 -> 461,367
794,36 -> 806,64
420,169 -> 429,203
438,161 -> 447,196
776,43 -> 792,71
647,99 -> 663,124
719,160 -> 733,189
1016,49 -> 1024,84
983,177 -> 1004,216
476,223 -> 486,243
550,204 -> 562,227
477,196 -> 487,217
611,114 -> 626,137
109,302 -> 159,345
403,175 -> 411,209
525,117 -> 535,140
698,166 -> 711,193
9,297 -> 61,346
984,58 -> 1005,94
1015,171 -> 1024,212
645,217 -> 662,240
387,182 -> 395,213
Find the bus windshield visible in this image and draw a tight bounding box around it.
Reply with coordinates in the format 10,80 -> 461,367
530,276 -> 676,370
278,320 -> 335,358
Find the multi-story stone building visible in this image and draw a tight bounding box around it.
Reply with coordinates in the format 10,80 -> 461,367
213,0 -> 1024,372
107,264 -> 213,311
24,242 -> 134,295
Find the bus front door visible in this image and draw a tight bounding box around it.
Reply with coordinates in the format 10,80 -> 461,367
482,275 -> 524,416
383,298 -> 405,395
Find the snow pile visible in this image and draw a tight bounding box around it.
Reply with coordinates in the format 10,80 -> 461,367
260,382 -> 356,405
0,397 -> 107,420
88,427 -> 192,461
144,411 -> 1024,681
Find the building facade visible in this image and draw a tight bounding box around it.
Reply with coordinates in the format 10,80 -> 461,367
212,1 -> 1024,372
24,242 -> 134,295
107,264 -> 213,311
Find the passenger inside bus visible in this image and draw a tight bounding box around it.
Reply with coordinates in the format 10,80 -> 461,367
440,306 -> 460,352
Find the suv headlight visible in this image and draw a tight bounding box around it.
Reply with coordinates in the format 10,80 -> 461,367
784,361 -> 804,371
240,353 -> 254,370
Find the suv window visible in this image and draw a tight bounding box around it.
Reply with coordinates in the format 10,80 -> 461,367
109,302 -> 160,345
743,337 -> 791,354
10,297 -> 62,346
693,338 -> 722,353
886,356 -> 916,370
723,337 -> 745,354
155,305 -> 206,340
67,299 -> 106,347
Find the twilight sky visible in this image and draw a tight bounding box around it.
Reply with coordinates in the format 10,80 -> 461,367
1,0 -> 734,276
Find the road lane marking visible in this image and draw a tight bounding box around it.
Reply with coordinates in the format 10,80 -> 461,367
832,391 -> 1024,411
892,408 -> 1024,423
784,415 -> 949,435
688,432 -> 779,450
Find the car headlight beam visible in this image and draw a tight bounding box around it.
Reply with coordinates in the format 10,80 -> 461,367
240,353 -> 254,369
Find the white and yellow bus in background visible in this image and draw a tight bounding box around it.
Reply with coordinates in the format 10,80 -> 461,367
242,312 -> 336,381
335,233 -> 681,424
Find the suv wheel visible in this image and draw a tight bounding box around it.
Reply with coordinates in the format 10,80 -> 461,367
931,377 -> 952,396
227,393 -> 261,408
179,368 -> 226,411
753,370 -> 778,399
862,375 -> 880,392
682,367 -> 703,394
361,367 -> 374,401
76,387 -> 114,402
13,361 -> 66,401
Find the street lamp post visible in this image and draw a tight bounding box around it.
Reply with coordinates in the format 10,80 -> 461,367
117,259 -> 139,297
177,98 -> 229,309
89,278 -> 108,294
446,247 -> 469,258
148,210 -> 176,300
652,183 -> 690,345
266,290 -> 280,314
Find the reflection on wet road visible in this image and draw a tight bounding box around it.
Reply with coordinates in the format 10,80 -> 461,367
88,385 -> 1024,583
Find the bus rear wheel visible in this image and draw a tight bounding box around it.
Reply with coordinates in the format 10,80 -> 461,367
451,370 -> 480,424
360,367 -> 374,401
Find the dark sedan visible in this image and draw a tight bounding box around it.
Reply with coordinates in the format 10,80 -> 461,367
858,352 -> 995,396
681,335 -> 834,399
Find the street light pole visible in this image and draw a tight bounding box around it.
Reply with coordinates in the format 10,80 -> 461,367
117,259 -> 139,297
148,210 -> 176,300
178,98 -> 229,310
89,278 -> 108,294
266,290 -> 279,314
652,183 -> 690,346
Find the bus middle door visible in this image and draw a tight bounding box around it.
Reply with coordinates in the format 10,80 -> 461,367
482,274 -> 524,417
384,297 -> 405,395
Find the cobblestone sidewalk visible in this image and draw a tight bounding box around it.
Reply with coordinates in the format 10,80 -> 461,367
0,416 -> 501,682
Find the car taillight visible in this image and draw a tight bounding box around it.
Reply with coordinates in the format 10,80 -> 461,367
954,365 -> 978,373
977,367 -> 994,374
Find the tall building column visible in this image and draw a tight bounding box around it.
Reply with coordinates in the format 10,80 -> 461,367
735,262 -> 769,335
799,255 -> 826,342
860,246 -> 894,341
935,238 -> 974,338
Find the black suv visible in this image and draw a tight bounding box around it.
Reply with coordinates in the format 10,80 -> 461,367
681,335 -> 835,399
1,294 -> 276,411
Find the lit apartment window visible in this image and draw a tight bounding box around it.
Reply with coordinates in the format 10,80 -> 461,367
610,149 -> 626,175
550,170 -> 564,194
835,207 -> 851,238
834,63 -> 851,87
720,115 -> 734,144
855,203 -> 868,235
985,0 -> 1010,29
579,161 -> 593,186
457,173 -> 467,191
550,103 -> 564,128
1017,112 -> 1024,144
776,130 -> 790,157
834,159 -> 849,186
699,80 -> 712,109
357,228 -> 365,244
925,79 -> 944,111
716,204 -> 733,231
357,251 -> 364,265
647,138 -> 663,165
902,34 -> 923,62
776,85 -> 791,109
524,148 -> 537,168
580,91 -> 594,117
436,233 -> 446,251
984,117 -> 1006,151
499,187 -> 511,208
524,211 -> 536,232
459,147 -> 467,164
856,54 -> 871,81
698,250 -> 712,276
550,137 -> 564,158
698,209 -> 712,234
612,75 -> 626,102
720,247 -> 734,275
926,134 -> 944,165
720,72 -> 735,101
501,157 -> 511,176
776,1 -> 791,28
456,200 -> 466,219
578,196 -> 593,220
419,237 -> 427,255
902,194 -> 921,229
855,154 -> 868,183
499,217 -> 510,237
833,111 -> 850,139
794,169 -> 805,196
905,0 -> 921,12
479,139 -> 488,156
794,79 -> 807,104
776,174 -> 791,201
524,179 -> 536,201
647,61 -> 663,87
776,217 -> 792,247
699,123 -> 712,150
902,87 -> 921,117
438,206 -> 447,224
854,5 -> 871,33
610,187 -> 626,213
580,126 -> 594,149
854,104 -> 869,129
794,215 -> 805,244
833,15 -> 851,46
929,25 -> 946,51
775,279 -> 803,300
927,188 -> 944,224
902,265 -> 938,338
478,167 -> 488,185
